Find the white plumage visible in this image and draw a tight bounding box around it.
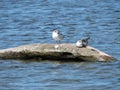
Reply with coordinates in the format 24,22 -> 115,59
76,40 -> 83,48
76,37 -> 90,48
52,30 -> 64,43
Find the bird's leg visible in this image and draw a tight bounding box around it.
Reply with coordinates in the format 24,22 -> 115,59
58,40 -> 60,44
56,41 -> 59,44
54,41 -> 60,49
56,40 -> 60,44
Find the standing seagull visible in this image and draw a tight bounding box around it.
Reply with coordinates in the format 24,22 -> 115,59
76,37 -> 90,48
52,30 -> 64,44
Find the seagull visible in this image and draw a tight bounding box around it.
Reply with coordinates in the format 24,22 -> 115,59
52,30 -> 64,44
76,37 -> 90,48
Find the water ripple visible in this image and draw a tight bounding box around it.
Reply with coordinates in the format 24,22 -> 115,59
0,0 -> 120,89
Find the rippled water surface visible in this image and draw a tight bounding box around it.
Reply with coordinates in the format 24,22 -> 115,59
0,0 -> 120,90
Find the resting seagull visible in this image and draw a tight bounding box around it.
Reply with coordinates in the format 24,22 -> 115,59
76,37 -> 90,48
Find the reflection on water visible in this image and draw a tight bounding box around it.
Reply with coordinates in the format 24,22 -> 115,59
0,0 -> 120,90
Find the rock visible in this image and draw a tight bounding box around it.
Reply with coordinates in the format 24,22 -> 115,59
0,43 -> 117,62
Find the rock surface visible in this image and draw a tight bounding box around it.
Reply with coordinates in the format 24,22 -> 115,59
0,43 -> 117,62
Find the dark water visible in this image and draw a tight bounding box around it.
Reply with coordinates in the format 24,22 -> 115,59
0,0 -> 120,90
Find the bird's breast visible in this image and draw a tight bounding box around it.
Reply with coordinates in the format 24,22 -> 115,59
76,41 -> 83,48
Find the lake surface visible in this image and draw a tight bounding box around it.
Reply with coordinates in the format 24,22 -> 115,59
0,0 -> 120,90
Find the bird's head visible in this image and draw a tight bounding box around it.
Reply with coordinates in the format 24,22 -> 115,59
52,30 -> 60,34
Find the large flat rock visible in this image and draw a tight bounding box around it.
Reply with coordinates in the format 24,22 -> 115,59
0,43 -> 117,62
